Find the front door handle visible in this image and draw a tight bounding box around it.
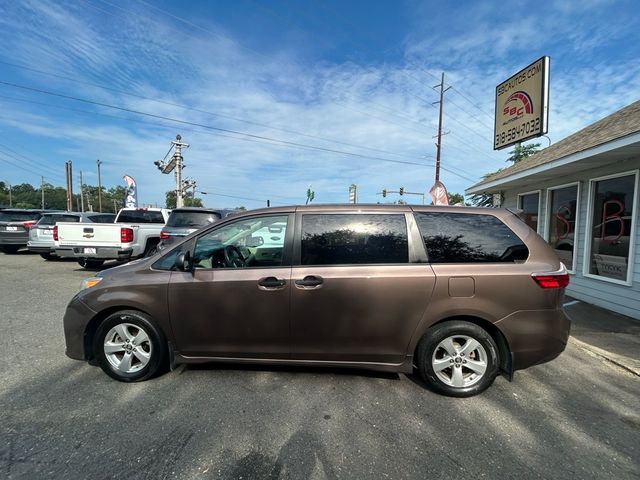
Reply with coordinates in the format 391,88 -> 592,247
294,275 -> 324,289
258,276 -> 287,290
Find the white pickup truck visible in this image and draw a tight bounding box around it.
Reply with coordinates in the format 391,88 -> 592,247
54,207 -> 171,268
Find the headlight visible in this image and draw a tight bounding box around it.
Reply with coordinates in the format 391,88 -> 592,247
80,277 -> 103,290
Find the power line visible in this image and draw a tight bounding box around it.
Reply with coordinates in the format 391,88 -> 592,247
0,80 -> 477,181
0,142 -> 64,179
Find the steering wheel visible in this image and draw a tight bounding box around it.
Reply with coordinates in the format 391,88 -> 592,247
223,245 -> 245,268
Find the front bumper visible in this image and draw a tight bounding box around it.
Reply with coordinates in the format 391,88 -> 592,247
63,295 -> 98,360
55,246 -> 134,260
495,308 -> 571,371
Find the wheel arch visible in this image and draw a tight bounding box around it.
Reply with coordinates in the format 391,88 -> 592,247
83,305 -> 153,361
414,315 -> 513,380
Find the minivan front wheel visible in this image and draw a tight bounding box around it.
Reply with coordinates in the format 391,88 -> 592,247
94,310 -> 167,382
416,321 -> 499,397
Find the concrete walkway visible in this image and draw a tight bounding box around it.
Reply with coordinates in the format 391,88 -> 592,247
564,296 -> 640,376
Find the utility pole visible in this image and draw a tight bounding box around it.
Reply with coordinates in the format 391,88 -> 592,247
8,183 -> 12,207
65,161 -> 74,211
41,176 -> 45,209
173,135 -> 189,208
79,170 -> 85,212
433,72 -> 451,183
96,159 -> 103,212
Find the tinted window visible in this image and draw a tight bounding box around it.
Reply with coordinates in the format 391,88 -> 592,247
116,210 -> 165,224
166,211 -> 222,228
415,212 -> 528,263
38,214 -> 80,225
88,214 -> 116,223
301,214 -> 408,265
0,211 -> 41,222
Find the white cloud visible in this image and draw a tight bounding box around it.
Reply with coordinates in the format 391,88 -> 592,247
0,0 -> 638,208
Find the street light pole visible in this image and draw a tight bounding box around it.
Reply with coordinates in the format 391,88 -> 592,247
96,159 -> 103,212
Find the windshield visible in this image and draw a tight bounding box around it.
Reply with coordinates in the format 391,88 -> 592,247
166,211 -> 222,228
117,210 -> 165,224
0,211 -> 41,222
38,214 -> 80,225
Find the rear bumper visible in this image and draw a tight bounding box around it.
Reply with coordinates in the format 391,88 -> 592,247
55,246 -> 134,260
63,295 -> 97,360
495,308 -> 571,371
0,232 -> 29,246
27,240 -> 55,253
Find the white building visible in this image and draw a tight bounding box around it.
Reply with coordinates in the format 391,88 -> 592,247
466,100 -> 640,319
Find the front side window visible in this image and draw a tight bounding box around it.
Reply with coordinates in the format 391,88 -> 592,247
301,214 -> 408,266
547,185 -> 578,270
518,192 -> 540,232
193,215 -> 289,269
587,173 -> 636,282
415,212 -> 529,263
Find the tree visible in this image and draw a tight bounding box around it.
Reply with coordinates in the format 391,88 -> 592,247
469,142 -> 541,207
447,192 -> 465,205
165,190 -> 204,208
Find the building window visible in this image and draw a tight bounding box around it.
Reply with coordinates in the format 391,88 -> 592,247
518,191 -> 541,232
547,184 -> 579,271
585,172 -> 637,284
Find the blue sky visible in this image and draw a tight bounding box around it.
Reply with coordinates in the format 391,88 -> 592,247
0,0 -> 638,208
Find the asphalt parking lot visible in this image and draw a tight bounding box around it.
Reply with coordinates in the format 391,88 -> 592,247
1,252 -> 639,479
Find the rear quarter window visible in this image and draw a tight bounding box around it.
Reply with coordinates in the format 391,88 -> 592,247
415,212 -> 529,263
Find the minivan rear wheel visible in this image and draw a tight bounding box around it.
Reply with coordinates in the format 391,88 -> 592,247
416,321 -> 499,397
94,310 -> 167,382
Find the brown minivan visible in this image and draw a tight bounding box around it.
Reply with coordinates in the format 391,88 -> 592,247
63,204 -> 570,397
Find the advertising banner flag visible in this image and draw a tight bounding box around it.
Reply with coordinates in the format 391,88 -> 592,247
123,175 -> 138,208
429,180 -> 449,205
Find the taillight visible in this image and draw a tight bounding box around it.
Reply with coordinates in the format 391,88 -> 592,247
120,227 -> 134,243
23,221 -> 36,229
160,231 -> 169,240
53,225 -> 58,241
532,264 -> 570,289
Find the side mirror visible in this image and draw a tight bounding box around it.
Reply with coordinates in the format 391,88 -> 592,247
175,251 -> 192,271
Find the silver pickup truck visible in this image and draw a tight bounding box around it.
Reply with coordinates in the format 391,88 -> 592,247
55,208 -> 170,268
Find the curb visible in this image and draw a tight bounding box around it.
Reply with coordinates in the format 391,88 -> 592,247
569,336 -> 640,377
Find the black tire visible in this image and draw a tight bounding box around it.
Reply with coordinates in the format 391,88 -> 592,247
416,320 -> 499,397
40,252 -> 56,261
78,258 -> 105,269
144,241 -> 159,257
1,245 -> 20,254
93,310 -> 168,382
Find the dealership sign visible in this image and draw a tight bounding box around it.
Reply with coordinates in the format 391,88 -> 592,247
494,56 -> 550,150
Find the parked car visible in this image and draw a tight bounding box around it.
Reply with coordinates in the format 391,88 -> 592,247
63,204 -> 570,397
0,209 -> 51,253
55,207 -> 170,268
158,207 -> 235,251
28,212 -> 116,260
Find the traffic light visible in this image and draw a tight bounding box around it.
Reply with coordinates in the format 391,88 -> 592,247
399,186 -> 404,195
382,189 -> 387,198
